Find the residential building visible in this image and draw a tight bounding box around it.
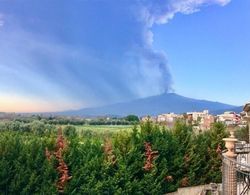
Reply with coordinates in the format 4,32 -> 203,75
217,111 -> 241,125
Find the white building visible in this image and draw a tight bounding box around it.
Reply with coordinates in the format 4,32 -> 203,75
217,111 -> 241,125
157,113 -> 178,123
186,110 -> 214,131
186,110 -> 209,121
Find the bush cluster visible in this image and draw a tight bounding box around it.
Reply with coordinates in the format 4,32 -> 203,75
0,121 -> 228,194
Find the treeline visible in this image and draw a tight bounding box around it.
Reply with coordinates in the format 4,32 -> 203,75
0,121 -> 228,194
0,120 -> 56,135
8,114 -> 139,126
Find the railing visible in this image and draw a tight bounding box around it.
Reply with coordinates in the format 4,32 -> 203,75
236,143 -> 250,166
222,144 -> 250,195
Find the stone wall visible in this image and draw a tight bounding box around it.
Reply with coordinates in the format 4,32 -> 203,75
166,184 -> 222,195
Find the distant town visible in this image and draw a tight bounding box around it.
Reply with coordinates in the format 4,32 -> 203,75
0,108 -> 246,132
142,110 -> 245,132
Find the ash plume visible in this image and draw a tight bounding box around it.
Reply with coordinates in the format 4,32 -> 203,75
0,0 -> 230,109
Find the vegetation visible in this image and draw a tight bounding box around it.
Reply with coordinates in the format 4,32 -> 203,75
0,118 -> 228,194
10,114 -> 140,126
125,115 -> 140,122
235,125 -> 249,143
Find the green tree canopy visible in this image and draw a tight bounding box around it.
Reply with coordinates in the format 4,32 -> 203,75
125,115 -> 139,122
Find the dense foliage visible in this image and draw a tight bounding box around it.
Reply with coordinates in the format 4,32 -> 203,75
125,115 -> 140,122
0,120 -> 228,194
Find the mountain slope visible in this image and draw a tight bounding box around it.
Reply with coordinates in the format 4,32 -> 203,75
60,93 -> 239,116
211,106 -> 243,115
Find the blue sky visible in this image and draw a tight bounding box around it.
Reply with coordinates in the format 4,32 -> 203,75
0,0 -> 249,112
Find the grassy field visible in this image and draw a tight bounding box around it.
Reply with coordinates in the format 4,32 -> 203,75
0,119 -> 136,139
61,124 -> 135,139
76,125 -> 133,132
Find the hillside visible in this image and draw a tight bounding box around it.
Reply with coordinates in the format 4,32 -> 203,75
60,93 -> 239,116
